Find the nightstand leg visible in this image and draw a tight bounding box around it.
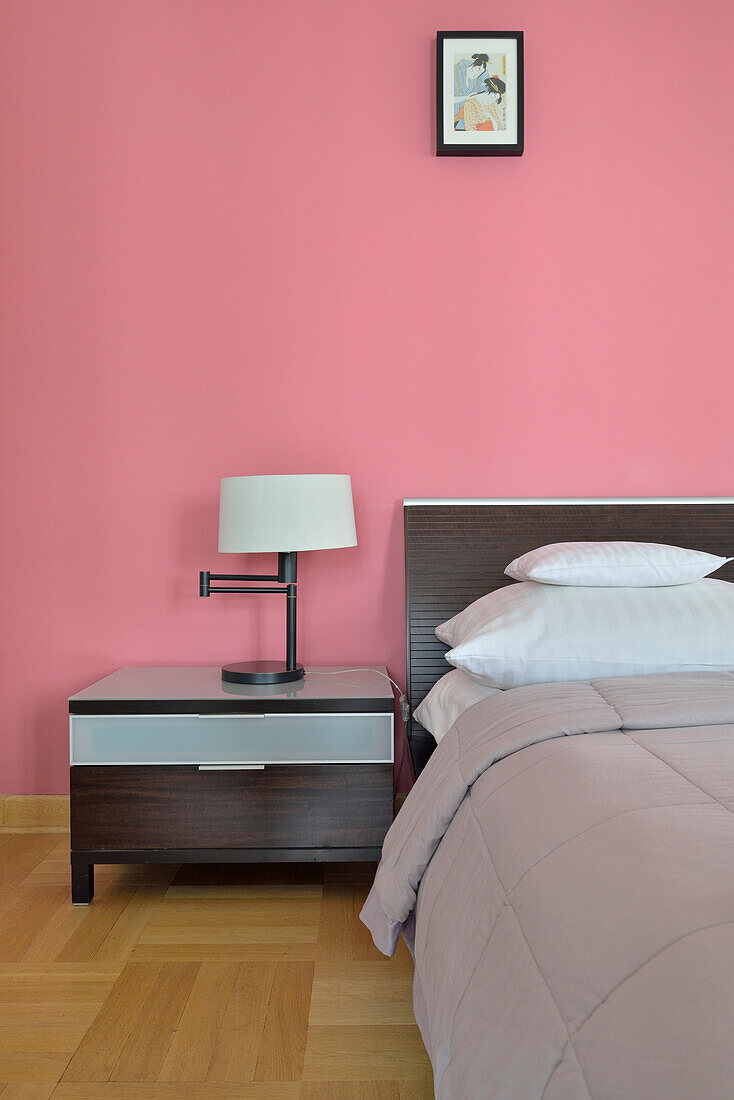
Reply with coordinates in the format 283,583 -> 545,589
71,857 -> 94,905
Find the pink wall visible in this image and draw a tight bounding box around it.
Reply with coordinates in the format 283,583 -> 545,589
2,0 -> 734,793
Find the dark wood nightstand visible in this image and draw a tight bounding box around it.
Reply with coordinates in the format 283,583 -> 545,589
68,666 -> 394,903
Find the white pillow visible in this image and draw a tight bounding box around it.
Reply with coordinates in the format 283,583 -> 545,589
413,669 -> 502,742
505,541 -> 730,587
437,578 -> 734,689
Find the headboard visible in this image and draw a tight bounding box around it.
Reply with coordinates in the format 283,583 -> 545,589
405,497 -> 734,776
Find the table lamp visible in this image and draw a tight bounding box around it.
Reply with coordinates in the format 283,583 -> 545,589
200,474 -> 357,684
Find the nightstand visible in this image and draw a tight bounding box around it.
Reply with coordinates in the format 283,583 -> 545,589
68,666 -> 394,904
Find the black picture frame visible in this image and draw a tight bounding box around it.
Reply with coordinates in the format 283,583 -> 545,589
436,31 -> 524,157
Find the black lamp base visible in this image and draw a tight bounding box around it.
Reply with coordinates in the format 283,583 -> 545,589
221,661 -> 305,686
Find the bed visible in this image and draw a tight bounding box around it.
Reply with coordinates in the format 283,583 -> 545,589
362,498 -> 734,1099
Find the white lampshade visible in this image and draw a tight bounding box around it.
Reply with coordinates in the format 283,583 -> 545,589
218,474 -> 357,554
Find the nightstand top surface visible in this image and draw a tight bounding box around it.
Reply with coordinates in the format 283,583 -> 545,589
69,666 -> 394,715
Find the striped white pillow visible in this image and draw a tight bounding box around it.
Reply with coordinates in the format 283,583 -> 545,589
413,669 -> 502,742
437,579 -> 734,689
505,541 -> 730,587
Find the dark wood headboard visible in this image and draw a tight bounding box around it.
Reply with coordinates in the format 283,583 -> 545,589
405,497 -> 734,775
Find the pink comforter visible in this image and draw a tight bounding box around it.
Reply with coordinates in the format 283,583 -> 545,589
361,673 -> 734,1098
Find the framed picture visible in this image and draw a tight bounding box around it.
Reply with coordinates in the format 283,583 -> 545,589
437,31 -> 524,156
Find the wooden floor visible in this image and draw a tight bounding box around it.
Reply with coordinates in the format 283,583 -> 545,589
0,832 -> 434,1099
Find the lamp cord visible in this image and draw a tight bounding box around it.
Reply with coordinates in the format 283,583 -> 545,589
306,668 -> 411,795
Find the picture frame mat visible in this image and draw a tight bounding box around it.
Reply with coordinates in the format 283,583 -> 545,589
441,36 -> 519,147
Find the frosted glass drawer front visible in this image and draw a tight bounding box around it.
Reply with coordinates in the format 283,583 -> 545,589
70,712 -> 394,766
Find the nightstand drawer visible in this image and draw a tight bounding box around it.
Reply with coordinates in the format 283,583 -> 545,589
70,764 -> 393,850
70,712 -> 393,766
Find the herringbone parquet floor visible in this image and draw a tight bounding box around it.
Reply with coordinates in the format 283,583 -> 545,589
0,831 -> 434,1098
